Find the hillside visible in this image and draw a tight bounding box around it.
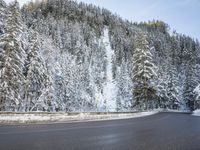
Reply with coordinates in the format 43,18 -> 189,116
0,0 -> 200,112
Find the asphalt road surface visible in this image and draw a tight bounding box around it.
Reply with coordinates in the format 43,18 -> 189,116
0,112 -> 200,150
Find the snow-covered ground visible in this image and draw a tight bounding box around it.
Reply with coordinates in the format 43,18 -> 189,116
102,28 -> 117,111
0,111 -> 159,124
193,109 -> 200,116
161,108 -> 190,113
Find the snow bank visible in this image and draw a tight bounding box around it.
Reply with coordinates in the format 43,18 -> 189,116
0,111 -> 159,124
193,109 -> 200,116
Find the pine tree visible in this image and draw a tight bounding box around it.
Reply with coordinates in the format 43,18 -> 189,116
0,1 -> 26,111
132,30 -> 157,110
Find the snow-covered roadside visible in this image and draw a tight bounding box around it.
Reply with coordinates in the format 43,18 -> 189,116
0,111 -> 159,124
192,109 -> 200,116
0,109 -> 191,125
160,109 -> 191,113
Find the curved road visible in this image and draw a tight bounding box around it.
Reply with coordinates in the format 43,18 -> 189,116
0,113 -> 200,150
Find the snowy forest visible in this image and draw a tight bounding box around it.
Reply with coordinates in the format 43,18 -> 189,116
0,0 -> 200,112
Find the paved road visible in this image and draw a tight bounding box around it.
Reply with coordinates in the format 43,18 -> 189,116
0,113 -> 200,150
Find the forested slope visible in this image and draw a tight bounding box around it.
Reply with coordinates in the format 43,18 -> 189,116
0,0 -> 200,112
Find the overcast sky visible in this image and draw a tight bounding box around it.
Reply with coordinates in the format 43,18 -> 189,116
4,0 -> 200,40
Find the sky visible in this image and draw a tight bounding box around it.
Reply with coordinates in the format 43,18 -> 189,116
4,0 -> 200,40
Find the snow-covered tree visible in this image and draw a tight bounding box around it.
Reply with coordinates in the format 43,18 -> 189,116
24,31 -> 51,111
194,84 -> 200,110
156,71 -> 168,108
0,1 -> 26,111
0,0 -> 6,35
132,30 -> 157,110
183,61 -> 198,111
166,66 -> 180,109
116,59 -> 133,111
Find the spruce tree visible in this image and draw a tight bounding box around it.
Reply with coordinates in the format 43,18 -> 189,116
132,30 -> 157,110
0,1 -> 26,111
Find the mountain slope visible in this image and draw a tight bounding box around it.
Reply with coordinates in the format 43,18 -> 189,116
0,0 -> 200,112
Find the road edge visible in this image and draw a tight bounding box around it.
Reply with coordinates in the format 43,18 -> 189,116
0,111 -> 159,125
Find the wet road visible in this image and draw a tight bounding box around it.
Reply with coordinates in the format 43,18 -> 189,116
0,112 -> 200,150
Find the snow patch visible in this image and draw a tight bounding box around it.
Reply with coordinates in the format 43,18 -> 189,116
102,28 -> 117,111
193,109 -> 200,116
